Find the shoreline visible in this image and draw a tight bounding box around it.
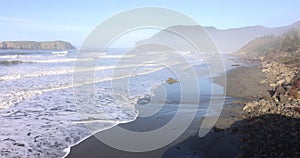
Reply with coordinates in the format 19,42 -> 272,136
208,61 -> 300,157
66,56 -> 252,158
164,63 -> 268,158
66,58 -> 300,157
65,81 -> 217,158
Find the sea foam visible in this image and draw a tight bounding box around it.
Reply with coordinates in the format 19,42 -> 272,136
0,50 -> 204,157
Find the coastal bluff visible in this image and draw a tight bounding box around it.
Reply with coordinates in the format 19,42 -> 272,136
0,40 -> 76,50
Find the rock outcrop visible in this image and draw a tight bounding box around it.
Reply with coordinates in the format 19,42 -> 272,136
239,61 -> 300,157
242,61 -> 300,118
166,78 -> 178,84
0,41 -> 75,50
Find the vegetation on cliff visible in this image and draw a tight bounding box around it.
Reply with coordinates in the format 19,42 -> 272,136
235,29 -> 300,66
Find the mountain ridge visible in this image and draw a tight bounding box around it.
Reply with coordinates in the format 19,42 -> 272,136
137,21 -> 300,53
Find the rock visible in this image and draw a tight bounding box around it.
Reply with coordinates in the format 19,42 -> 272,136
166,78 -> 178,84
294,107 -> 300,113
297,91 -> 300,99
243,102 -> 257,112
295,78 -> 300,89
259,100 -> 267,106
213,126 -> 225,132
273,84 -> 286,98
260,107 -> 269,113
259,80 -> 266,84
286,76 -> 292,82
290,87 -> 300,99
279,94 -> 289,103
276,79 -> 285,85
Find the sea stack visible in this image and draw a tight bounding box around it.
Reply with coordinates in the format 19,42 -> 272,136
0,40 -> 76,50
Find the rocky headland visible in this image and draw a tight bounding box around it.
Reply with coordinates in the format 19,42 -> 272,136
0,41 -> 75,50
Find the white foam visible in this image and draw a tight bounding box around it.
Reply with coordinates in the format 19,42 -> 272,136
0,85 -> 138,157
0,55 -> 43,59
0,65 -> 136,81
0,50 -> 204,157
0,64 -> 167,110
0,57 -> 162,82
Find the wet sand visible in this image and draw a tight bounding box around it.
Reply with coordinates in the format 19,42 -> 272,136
213,65 -> 270,98
66,103 -> 203,158
66,96 -> 244,158
164,65 -> 271,158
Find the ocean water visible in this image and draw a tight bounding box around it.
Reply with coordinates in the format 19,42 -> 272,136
0,49 -> 225,157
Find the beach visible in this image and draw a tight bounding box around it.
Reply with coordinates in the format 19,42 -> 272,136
1,49 -> 298,157
0,50 -> 234,157
68,60 -> 300,157
66,58 -> 267,158
1,2 -> 299,157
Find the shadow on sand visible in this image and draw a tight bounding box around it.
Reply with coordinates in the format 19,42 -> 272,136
67,103 -> 299,158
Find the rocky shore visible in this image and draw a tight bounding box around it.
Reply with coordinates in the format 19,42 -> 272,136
215,60 -> 300,157
237,61 -> 300,157
243,61 -> 300,117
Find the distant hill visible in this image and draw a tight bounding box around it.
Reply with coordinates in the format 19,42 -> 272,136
137,21 -> 300,53
0,40 -> 76,50
235,35 -> 282,56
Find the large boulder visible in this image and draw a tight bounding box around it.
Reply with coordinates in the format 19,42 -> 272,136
166,78 -> 178,84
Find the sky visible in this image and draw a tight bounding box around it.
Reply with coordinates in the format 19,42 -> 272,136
1,0 -> 300,47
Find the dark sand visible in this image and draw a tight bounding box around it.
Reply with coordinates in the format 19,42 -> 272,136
213,66 -> 270,98
66,101 -> 206,158
67,65 -> 267,158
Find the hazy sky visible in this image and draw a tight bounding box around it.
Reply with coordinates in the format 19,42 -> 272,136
1,0 -> 300,47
